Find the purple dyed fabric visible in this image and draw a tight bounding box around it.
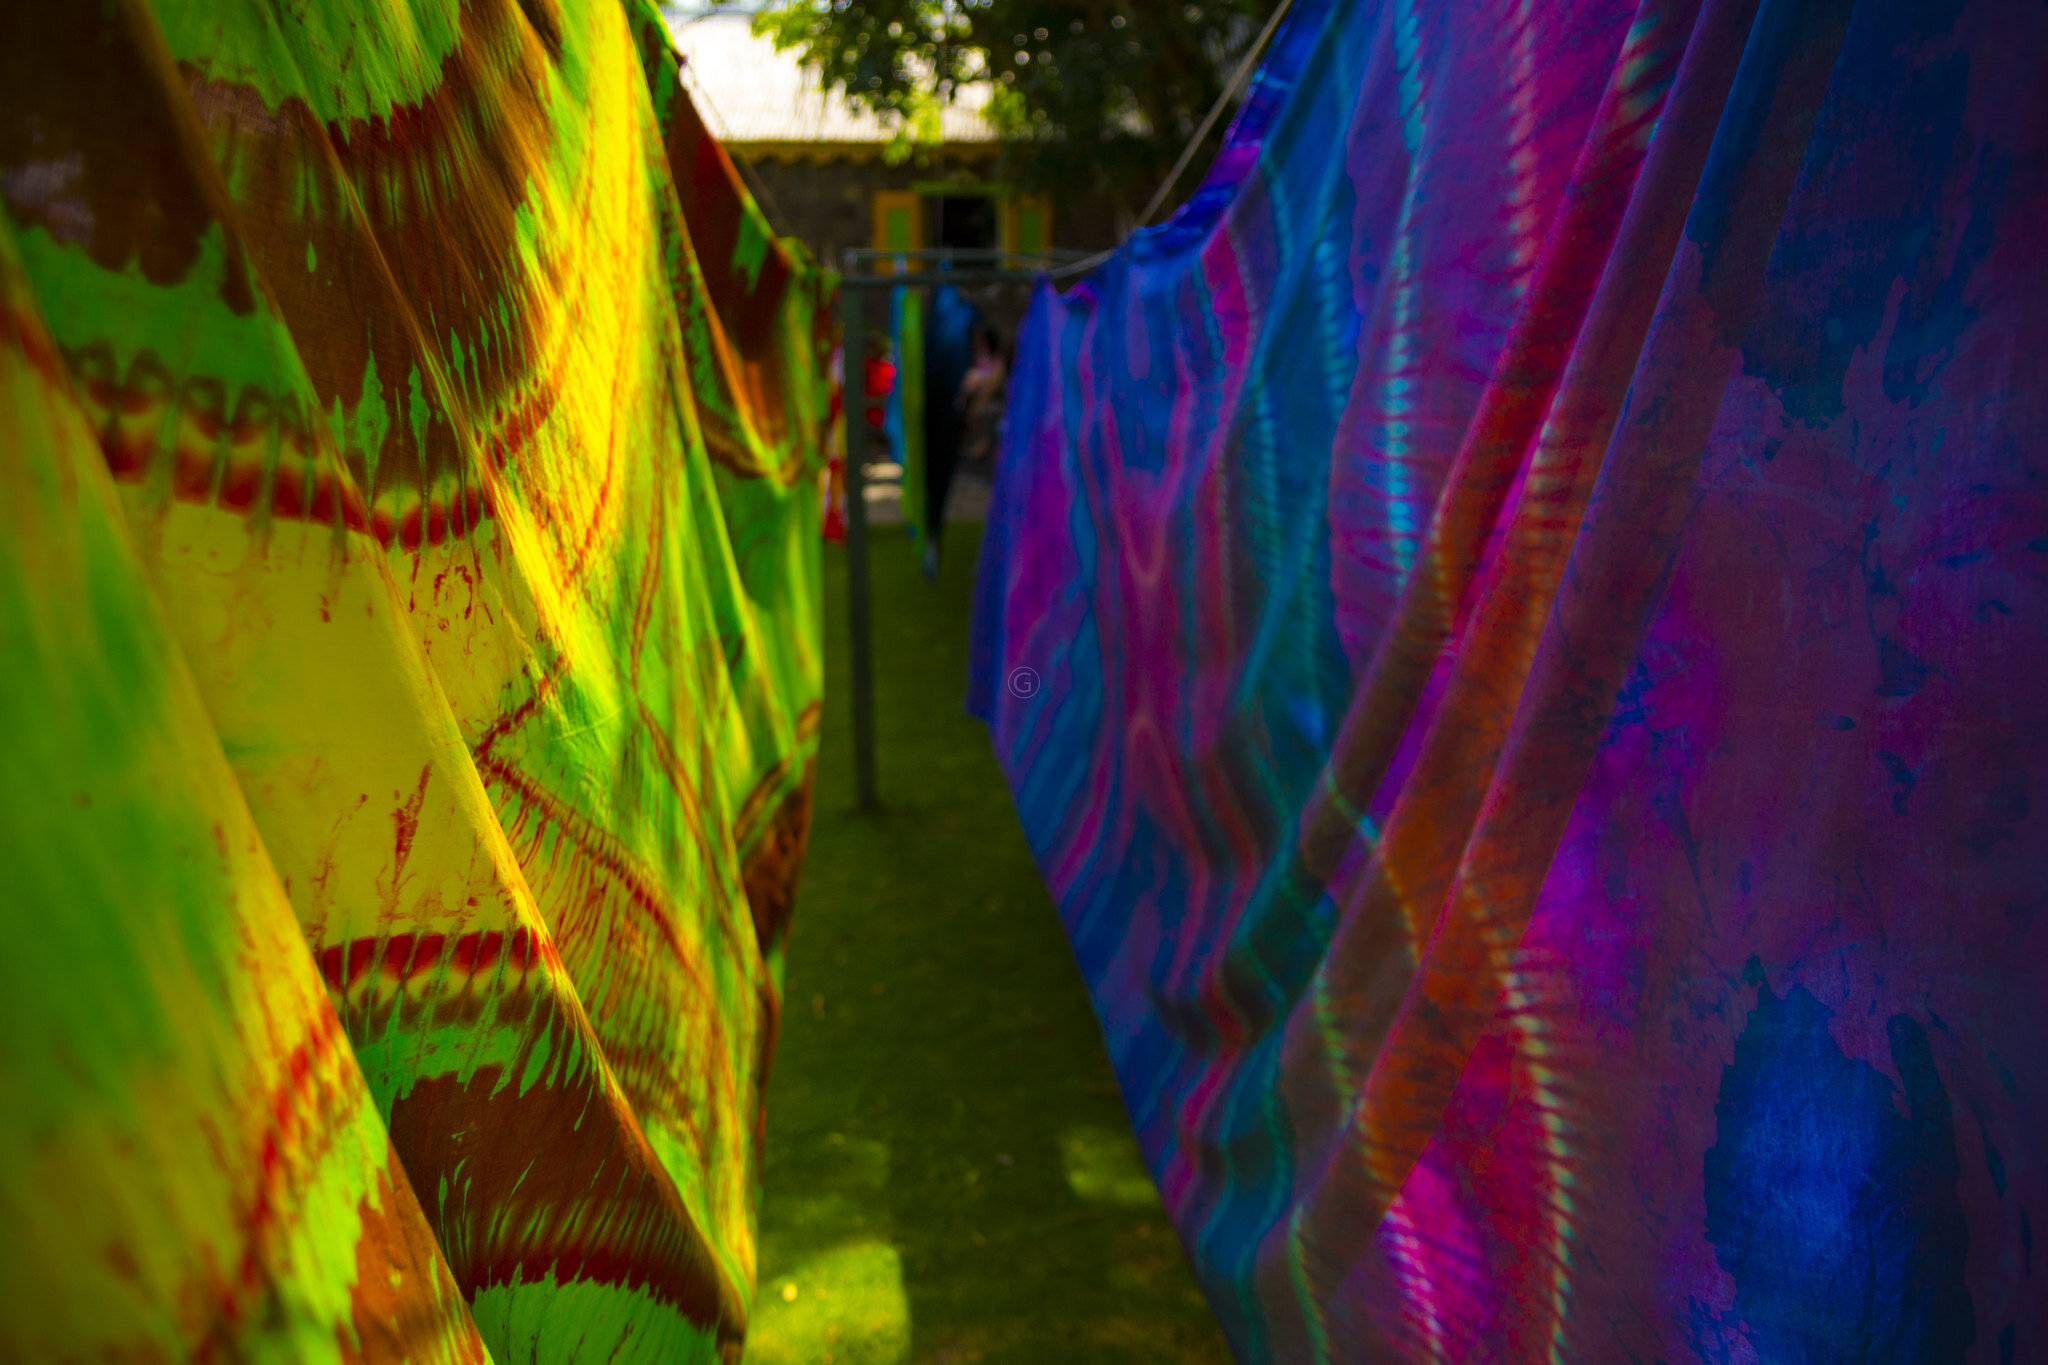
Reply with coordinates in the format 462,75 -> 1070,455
969,0 -> 2048,1358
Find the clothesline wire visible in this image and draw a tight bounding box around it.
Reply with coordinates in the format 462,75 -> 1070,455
1041,0 -> 1294,285
1135,0 -> 1297,228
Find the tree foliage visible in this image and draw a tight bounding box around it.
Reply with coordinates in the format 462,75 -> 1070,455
748,0 -> 1283,218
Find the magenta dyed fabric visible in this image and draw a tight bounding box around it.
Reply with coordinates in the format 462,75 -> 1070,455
970,0 -> 2048,1358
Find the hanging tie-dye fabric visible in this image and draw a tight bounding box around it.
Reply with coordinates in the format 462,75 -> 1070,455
0,0 -> 830,1359
971,0 -> 2046,1359
917,283 -> 984,577
886,283 -> 927,547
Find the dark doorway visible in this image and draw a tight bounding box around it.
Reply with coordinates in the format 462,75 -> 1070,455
934,195 -> 998,252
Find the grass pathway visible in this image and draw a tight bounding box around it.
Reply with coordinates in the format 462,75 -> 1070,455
743,526 -> 1235,1365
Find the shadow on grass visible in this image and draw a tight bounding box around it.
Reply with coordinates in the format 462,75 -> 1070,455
746,526 -> 1234,1365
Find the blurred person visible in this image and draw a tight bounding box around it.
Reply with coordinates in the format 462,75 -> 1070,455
958,325 -> 1009,475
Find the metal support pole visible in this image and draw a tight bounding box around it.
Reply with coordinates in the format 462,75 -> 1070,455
840,273 -> 879,811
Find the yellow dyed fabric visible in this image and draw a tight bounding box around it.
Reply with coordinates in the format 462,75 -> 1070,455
0,0 -> 831,1359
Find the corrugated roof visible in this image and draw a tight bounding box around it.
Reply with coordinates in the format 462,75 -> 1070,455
661,12 -> 1002,148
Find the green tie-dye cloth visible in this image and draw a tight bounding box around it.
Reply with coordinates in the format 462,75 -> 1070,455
0,1 -> 832,1359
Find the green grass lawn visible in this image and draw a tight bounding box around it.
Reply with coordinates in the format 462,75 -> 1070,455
744,524 -> 1235,1365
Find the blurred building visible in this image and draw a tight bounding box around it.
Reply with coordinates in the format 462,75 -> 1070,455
662,10 -> 1101,272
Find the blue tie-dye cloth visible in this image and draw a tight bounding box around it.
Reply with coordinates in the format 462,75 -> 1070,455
919,283 -> 982,575
971,0 -> 2047,1358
